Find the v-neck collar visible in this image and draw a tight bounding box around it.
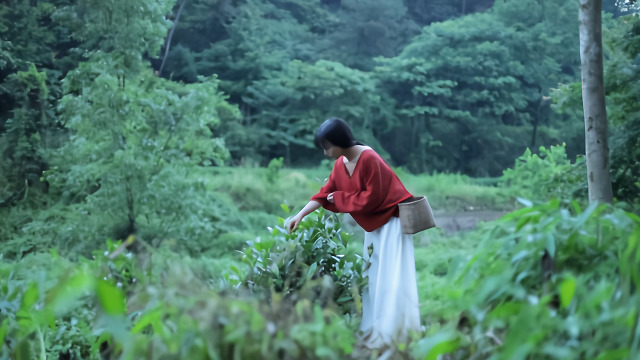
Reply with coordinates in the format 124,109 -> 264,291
342,148 -> 371,178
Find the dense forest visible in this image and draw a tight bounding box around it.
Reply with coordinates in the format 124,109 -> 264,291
1,0 -> 640,359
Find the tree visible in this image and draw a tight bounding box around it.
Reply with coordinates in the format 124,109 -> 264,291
241,59 -> 395,164
374,0 -> 583,175
579,0 -> 614,203
0,0 -> 244,258
318,0 -> 420,70
0,0 -> 81,207
603,9 -> 640,205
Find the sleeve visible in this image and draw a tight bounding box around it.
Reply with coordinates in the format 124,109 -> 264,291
310,161 -> 340,213
331,154 -> 387,213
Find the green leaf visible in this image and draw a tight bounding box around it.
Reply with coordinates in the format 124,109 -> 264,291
14,339 -> 34,360
307,262 -> 318,281
416,332 -> 461,360
46,271 -> 95,314
131,306 -> 163,334
593,348 -> 630,360
96,280 -> 126,316
545,233 -> 556,258
0,318 -> 8,345
19,282 -> 39,312
559,276 -> 577,309
280,203 -> 290,213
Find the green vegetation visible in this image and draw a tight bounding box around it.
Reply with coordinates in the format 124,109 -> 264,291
1,0 -> 639,358
2,165 -> 639,359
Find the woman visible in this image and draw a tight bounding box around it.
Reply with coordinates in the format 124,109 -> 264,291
287,118 -> 421,352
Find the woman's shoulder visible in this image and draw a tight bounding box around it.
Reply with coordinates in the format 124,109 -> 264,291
359,147 -> 380,161
359,148 -> 396,172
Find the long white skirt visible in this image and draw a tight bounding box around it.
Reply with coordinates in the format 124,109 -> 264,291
359,217 -> 421,349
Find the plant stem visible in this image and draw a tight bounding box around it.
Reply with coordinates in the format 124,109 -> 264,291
37,326 -> 46,360
630,312 -> 640,360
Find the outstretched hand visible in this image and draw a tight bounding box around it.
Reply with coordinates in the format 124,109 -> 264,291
286,200 -> 322,233
287,215 -> 302,233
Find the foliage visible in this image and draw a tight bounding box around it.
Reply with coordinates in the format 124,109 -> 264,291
0,64 -> 52,207
10,72 -> 237,256
241,59 -> 395,163
552,13 -> 640,207
0,0 -> 78,208
502,144 -> 587,203
233,207 -> 365,317
1,0 -> 612,180
407,200 -> 640,360
396,169 -> 512,212
2,0 -> 640,358
0,235 -> 360,360
403,0 -> 494,26
604,14 -> 640,207
172,0 -> 334,164
153,0 -> 593,176
436,200 -> 640,359
374,0 -> 582,175
318,0 -> 420,70
0,0 -> 247,259
180,0 -> 324,94
266,156 -> 284,183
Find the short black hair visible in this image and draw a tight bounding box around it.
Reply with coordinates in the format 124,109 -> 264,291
314,118 -> 360,149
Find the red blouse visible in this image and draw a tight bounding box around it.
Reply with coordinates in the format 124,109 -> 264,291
311,149 -> 413,232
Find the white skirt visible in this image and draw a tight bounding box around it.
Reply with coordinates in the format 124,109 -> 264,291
359,216 -> 421,349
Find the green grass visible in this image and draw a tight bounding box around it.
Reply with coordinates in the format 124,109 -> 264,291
200,166 -> 513,219
395,169 -> 513,212
413,228 -> 483,334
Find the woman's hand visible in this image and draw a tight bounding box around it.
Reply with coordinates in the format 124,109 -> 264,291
287,215 -> 303,233
287,200 -> 322,233
327,192 -> 334,203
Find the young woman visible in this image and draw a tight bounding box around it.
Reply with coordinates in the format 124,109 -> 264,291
287,118 -> 421,352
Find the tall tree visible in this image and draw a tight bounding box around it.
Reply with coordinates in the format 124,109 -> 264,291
374,0 -> 582,175
579,0 -> 614,203
602,7 -> 640,205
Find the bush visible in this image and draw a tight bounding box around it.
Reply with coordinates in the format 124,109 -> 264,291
415,200 -> 640,359
232,206 -> 365,317
1,239 -> 361,360
502,144 -> 587,203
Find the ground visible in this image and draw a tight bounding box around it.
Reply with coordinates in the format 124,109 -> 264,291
434,209 -> 509,234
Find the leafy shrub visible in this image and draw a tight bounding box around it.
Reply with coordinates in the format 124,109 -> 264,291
502,144 -> 587,203
1,235 -> 361,360
232,206 -> 365,317
417,200 -> 640,359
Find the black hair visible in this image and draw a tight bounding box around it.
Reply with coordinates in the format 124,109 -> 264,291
314,118 -> 362,149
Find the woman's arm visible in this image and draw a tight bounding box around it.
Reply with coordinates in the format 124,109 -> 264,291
287,200 -> 322,233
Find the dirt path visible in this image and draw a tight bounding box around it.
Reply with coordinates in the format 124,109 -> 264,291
341,209 -> 511,235
434,210 -> 511,234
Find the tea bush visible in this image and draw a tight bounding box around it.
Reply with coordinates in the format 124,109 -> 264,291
502,144 -> 587,203
413,200 -> 640,360
0,211 -> 365,360
232,206 -> 365,317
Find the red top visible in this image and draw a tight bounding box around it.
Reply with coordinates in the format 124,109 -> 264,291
311,149 -> 413,232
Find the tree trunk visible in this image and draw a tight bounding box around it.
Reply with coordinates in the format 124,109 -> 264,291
579,0 -> 613,203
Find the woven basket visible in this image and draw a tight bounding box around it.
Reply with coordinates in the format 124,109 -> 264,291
398,196 -> 436,234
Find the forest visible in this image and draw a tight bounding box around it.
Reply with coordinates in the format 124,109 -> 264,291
1,0 -> 640,359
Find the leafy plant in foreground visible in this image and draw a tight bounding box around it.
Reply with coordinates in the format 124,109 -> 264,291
419,200 -> 640,360
1,237 -> 360,360
231,206 -> 365,316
